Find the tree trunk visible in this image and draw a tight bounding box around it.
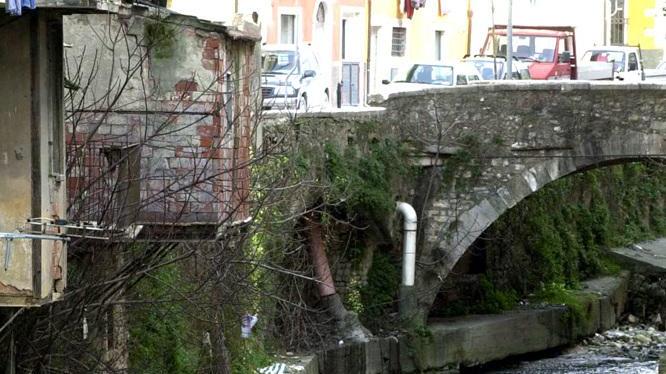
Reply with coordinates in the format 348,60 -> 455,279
103,244 -> 129,372
210,323 -> 232,374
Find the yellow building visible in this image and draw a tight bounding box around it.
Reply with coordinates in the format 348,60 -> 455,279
623,0 -> 663,66
368,0 -> 472,94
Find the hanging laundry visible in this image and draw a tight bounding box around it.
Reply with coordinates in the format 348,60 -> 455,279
412,0 -> 427,9
6,0 -> 36,16
404,0 -> 415,19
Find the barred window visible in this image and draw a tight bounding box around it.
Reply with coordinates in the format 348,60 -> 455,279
392,27 -> 406,57
610,0 -> 626,45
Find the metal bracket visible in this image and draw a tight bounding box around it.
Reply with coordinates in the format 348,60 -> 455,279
0,232 -> 70,271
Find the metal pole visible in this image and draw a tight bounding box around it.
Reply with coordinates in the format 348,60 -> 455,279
506,0 -> 513,80
466,0 -> 472,56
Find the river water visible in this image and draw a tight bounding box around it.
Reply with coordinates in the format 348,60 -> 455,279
475,325 -> 665,374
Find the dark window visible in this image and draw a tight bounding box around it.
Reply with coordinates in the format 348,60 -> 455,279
280,14 -> 296,44
435,30 -> 444,60
316,3 -> 326,23
342,19 -> 347,60
628,52 -> 638,71
392,27 -> 406,57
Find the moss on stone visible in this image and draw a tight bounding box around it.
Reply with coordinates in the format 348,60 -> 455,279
438,162 -> 666,318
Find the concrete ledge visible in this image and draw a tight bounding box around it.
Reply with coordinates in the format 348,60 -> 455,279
402,307 -> 570,371
262,107 -> 386,122
610,239 -> 666,273
400,272 -> 630,372
317,337 -> 400,374
315,273 -> 629,373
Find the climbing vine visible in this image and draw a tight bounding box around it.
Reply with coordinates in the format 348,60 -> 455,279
436,161 -> 666,317
144,18 -> 176,59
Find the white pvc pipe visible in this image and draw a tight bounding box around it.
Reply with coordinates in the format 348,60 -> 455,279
396,202 -> 417,287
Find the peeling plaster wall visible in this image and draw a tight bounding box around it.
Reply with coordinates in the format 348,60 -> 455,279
0,15 -> 34,297
64,14 -> 259,225
0,12 -> 66,306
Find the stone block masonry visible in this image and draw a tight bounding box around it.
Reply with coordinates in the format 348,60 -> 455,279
376,82 -> 666,320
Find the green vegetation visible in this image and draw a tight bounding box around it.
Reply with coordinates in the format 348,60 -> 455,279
438,275 -> 518,316
229,337 -> 272,374
145,19 -> 176,59
360,252 -> 400,325
128,261 -> 200,373
489,162 -> 666,287
323,139 -> 410,221
531,282 -> 588,328
439,162 -> 666,317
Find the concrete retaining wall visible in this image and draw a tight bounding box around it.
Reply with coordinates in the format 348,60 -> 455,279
315,273 -> 629,373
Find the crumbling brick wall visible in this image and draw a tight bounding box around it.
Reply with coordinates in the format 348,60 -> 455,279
64,14 -> 259,226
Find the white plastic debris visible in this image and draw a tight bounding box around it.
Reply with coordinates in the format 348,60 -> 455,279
258,363 -> 286,374
241,313 -> 258,339
82,314 -> 88,340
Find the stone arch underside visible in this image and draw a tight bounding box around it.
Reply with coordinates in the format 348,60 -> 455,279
415,132 -> 666,316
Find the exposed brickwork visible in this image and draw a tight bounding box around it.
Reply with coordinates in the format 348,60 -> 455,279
65,15 -> 259,225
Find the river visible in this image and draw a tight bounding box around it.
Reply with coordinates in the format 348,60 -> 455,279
472,325 -> 665,374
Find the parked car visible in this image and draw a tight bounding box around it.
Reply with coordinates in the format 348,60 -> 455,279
464,55 -> 531,80
261,44 -> 330,111
378,61 -> 482,99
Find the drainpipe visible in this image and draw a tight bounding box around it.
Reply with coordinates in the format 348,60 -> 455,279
396,202 -> 417,320
366,0 -> 372,102
506,0 -> 513,80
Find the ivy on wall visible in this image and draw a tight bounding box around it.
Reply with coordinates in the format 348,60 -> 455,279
437,161 -> 666,317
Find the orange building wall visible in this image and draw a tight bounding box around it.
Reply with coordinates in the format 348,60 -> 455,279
266,0 -> 368,63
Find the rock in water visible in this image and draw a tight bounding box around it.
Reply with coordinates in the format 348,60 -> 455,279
628,314 -> 639,324
635,334 -> 652,344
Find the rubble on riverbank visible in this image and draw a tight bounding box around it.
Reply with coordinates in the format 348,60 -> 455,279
583,324 -> 666,361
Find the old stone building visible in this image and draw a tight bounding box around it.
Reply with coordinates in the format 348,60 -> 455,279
64,10 -> 261,235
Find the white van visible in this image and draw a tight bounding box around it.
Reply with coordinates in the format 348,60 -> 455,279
464,56 -> 532,80
261,44 -> 330,111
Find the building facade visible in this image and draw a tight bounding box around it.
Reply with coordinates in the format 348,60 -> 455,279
469,0 -> 665,68
0,0 -> 127,308
260,0 -> 368,107
368,0 -> 471,94
625,0 -> 664,66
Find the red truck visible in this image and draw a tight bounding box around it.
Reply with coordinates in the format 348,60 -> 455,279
480,25 -> 578,80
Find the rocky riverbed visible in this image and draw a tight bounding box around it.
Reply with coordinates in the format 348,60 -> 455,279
480,324 -> 666,373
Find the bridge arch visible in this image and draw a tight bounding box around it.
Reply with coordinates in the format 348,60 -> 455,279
381,82 -> 666,318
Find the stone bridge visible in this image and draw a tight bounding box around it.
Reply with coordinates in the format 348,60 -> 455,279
378,81 -> 666,320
